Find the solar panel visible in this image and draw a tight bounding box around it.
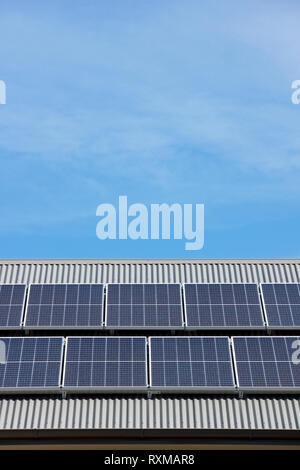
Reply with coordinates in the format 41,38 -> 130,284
149,337 -> 235,391
24,284 -> 104,329
105,284 -> 184,328
63,337 -> 147,390
261,284 -> 300,329
233,336 -> 300,392
0,337 -> 63,391
0,284 -> 26,329
184,283 -> 265,329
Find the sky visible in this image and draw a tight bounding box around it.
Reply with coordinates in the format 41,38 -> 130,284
0,0 -> 300,259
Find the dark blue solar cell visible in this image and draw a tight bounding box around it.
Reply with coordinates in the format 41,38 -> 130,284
191,362 -> 205,386
184,284 -> 197,304
237,362 -> 252,386
11,285 -> 26,304
202,338 -> 218,361
264,305 -> 280,326
120,285 -> 131,304
150,337 -> 164,361
63,337 -> 147,388
272,337 -> 290,361
246,284 -> 261,303
65,285 -> 78,304
185,305 -> 198,326
291,306 -> 300,325
249,305 -> 265,326
79,285 -> 92,304
249,362 -> 267,387
205,362 -> 220,387
276,362 -> 294,387
196,305 -> 211,326
90,285 -> 103,304
215,338 -> 232,362
278,305 -> 293,325
0,337 -> 63,389
144,285 -> 156,304
25,284 -> 104,328
286,285 -> 300,304
232,337 -> 248,358
233,285 -> 247,304
211,305 -> 225,326
0,286 -> 13,305
106,284 -> 183,328
91,363 -> 105,386
274,285 -> 289,304
261,284 -> 276,304
221,284 -> 235,304
184,283 -> 264,328
131,284 -> 144,304
245,337 -> 262,361
52,285 -> 66,304
41,285 -> 54,304
150,337 -> 234,389
176,337 -> 190,360
233,336 -> 300,390
219,362 -> 236,386
209,285 -> 222,304
28,285 -> 42,304
7,339 -> 23,362
189,338 -> 204,361
222,304 -> 237,326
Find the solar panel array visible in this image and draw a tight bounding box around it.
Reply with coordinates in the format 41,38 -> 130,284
0,334 -> 298,393
261,284 -> 300,329
233,336 -> 300,391
105,284 -> 183,328
1,280 -> 300,395
150,337 -> 235,389
63,337 -> 147,389
0,284 -> 26,329
3,282 -> 300,331
0,337 -> 63,390
184,284 -> 264,329
25,284 -> 104,328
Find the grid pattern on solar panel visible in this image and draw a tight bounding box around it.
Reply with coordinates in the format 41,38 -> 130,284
0,284 -> 26,328
63,337 -> 147,388
0,337 -> 63,389
184,283 -> 264,328
233,336 -> 300,389
150,337 -> 235,388
25,284 -> 104,327
106,284 -> 183,327
261,284 -> 300,327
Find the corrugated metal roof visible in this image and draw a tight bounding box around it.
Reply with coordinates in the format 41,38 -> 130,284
0,397 -> 299,431
0,258 -> 300,435
0,259 -> 299,284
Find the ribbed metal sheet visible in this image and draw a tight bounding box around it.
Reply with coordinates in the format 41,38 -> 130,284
0,397 -> 299,431
0,259 -> 300,435
0,259 -> 299,284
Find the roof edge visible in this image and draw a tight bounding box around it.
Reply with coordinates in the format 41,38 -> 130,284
0,258 -> 300,264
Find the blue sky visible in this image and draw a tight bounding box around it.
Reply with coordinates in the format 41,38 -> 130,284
0,0 -> 300,259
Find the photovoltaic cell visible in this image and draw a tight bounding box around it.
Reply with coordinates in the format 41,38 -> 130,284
261,284 -> 300,328
0,284 -> 26,328
184,283 -> 264,329
149,337 -> 235,389
24,284 -> 104,328
63,337 -> 147,389
106,284 -> 184,328
233,336 -> 300,391
0,337 -> 63,390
